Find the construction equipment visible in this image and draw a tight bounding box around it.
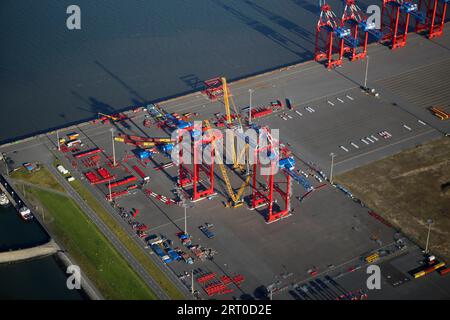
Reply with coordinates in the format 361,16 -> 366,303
222,77 -> 232,125
381,0 -> 425,49
67,132 -> 80,140
199,225 -> 215,239
279,157 -> 314,192
98,112 -> 127,123
250,126 -> 293,223
176,121 -> 216,201
114,133 -> 174,149
203,120 -> 250,208
416,0 -> 448,39
202,78 -> 224,101
315,1 -> 353,68
429,106 -> 449,120
341,0 -> 382,61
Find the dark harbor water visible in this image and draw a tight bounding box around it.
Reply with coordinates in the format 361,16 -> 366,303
0,204 -> 50,252
0,255 -> 86,300
0,0 -> 381,143
0,178 -> 86,300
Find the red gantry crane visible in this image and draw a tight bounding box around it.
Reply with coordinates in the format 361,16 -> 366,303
381,0 -> 425,49
177,123 -> 217,202
341,0 -> 382,61
250,126 -> 292,224
315,1 -> 353,68
416,0 -> 448,38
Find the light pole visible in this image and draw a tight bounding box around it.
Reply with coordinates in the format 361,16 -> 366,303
191,269 -> 194,295
111,128 -> 116,167
56,130 -> 61,151
364,55 -> 369,89
248,89 -> 254,125
1,153 -> 8,177
330,153 -> 336,184
184,205 -> 187,235
425,219 -> 433,254
108,179 -> 112,202
177,185 -> 192,235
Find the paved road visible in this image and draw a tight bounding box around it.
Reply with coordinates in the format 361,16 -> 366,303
46,162 -> 174,300
1,24 -> 449,300
43,143 -> 192,299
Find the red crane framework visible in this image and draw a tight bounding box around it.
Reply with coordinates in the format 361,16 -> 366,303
175,121 -> 295,223
250,127 -> 292,224
381,0 -> 424,49
415,0 -> 448,38
177,126 -> 217,202
315,2 -> 347,68
341,0 -> 379,61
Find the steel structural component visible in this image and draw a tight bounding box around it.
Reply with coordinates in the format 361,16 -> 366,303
177,126 -> 217,202
341,0 -> 381,61
381,0 -> 424,49
315,2 -> 351,68
251,127 -> 291,224
416,0 -> 448,38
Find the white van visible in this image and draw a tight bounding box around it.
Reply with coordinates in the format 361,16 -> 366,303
57,165 -> 69,175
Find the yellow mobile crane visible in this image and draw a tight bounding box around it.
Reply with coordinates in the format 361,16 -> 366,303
221,77 -> 247,171
98,112 -> 121,121
204,119 -> 250,208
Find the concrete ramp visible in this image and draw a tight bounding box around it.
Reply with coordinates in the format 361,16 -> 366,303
0,239 -> 59,264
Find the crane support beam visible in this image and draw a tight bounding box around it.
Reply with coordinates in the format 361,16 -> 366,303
416,0 -> 448,38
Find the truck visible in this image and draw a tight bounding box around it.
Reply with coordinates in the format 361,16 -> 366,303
132,165 -> 150,182
199,225 -> 215,239
66,139 -> 82,148
67,132 -> 80,140
150,244 -> 172,263
285,98 -> 294,110
167,248 -> 181,261
56,165 -> 69,175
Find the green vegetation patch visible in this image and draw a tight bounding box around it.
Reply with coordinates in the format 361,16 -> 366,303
11,166 -> 65,193
25,185 -> 157,300
335,138 -> 450,262
70,180 -> 185,300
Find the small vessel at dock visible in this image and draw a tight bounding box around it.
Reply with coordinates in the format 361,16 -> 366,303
19,206 -> 34,221
0,192 -> 10,206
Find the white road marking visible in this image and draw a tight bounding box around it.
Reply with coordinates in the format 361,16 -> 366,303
337,98 -> 344,103
346,95 -> 354,100
350,142 -> 359,149
336,129 -> 436,166
403,124 -> 412,131
327,100 -> 335,106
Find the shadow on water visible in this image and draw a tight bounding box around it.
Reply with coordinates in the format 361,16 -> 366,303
179,74 -> 206,91
1,7 -> 323,146
244,0 -> 314,42
291,0 -> 319,15
71,90 -> 116,116
94,60 -> 147,104
213,0 -> 312,60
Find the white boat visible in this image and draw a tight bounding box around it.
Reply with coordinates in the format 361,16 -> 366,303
0,192 -> 10,206
18,206 -> 34,221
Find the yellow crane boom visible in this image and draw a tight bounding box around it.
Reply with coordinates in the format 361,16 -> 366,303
203,120 -> 250,207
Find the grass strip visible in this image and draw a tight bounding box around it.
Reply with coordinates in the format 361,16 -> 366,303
71,179 -> 185,299
24,185 -> 157,300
